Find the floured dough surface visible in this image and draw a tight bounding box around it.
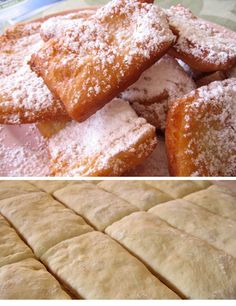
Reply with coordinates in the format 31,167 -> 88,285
184,189 -> 236,221
0,181 -> 39,200
0,214 -> 33,268
98,180 -> 172,210
42,231 -> 179,299
149,199 -> 236,257
0,192 -> 93,257
54,183 -> 138,231
30,180 -> 82,193
0,258 -> 70,299
106,212 -> 236,299
145,180 -> 202,198
121,55 -> 195,129
166,79 -> 236,176
48,99 -> 157,176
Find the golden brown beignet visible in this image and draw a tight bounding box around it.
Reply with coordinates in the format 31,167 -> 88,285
48,99 -> 157,176
166,5 -> 236,72
30,0 -> 175,122
166,78 -> 236,176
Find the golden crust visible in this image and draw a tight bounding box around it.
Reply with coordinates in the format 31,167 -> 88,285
0,8 -> 97,125
48,99 -> 157,177
166,78 -> 236,176
167,5 -> 236,72
30,0 -> 175,122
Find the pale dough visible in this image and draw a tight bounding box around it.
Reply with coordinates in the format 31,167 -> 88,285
149,199 -> 236,257
0,192 -> 93,257
53,183 -> 138,231
208,184 -> 236,196
29,180 -> 82,193
0,181 -> 39,201
0,214 -> 33,268
144,180 -> 203,198
42,231 -> 179,299
184,189 -> 236,221
98,181 -> 172,210
106,212 -> 236,299
0,258 -> 70,299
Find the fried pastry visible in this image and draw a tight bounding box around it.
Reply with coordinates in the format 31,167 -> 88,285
30,0 -> 175,122
0,20 -> 68,124
166,79 -> 236,176
149,199 -> 236,258
196,71 -> 226,87
48,99 -> 157,176
37,119 -> 69,138
42,231 -> 180,299
166,5 -> 236,72
106,212 -> 236,299
40,8 -> 98,42
120,55 -> 195,129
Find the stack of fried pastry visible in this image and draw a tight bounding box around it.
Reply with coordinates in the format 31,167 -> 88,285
0,0 -> 236,176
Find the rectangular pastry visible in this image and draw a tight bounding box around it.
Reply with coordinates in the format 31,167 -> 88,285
48,99 -> 157,176
149,199 -> 236,257
98,180 -> 172,210
53,183 -> 138,231
30,0 -> 175,122
106,211 -> 236,299
0,192 -> 93,257
184,189 -> 236,221
41,231 -> 180,299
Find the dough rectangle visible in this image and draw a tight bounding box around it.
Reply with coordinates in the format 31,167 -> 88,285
0,258 -> 70,299
0,214 -> 33,268
53,183 -> 138,231
149,199 -> 236,257
144,180 -> 203,198
0,181 -> 39,201
0,192 -> 93,257
184,189 -> 236,221
98,180 -> 172,210
42,231 -> 179,299
106,211 -> 236,299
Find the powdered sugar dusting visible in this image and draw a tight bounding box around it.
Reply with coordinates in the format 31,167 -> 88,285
183,78 -> 236,176
0,20 -> 67,124
40,10 -> 96,41
48,99 -> 157,176
0,125 -> 50,176
121,55 -> 196,129
31,0 -> 175,120
166,5 -> 236,66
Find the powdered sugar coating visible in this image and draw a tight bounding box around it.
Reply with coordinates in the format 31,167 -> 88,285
0,20 -> 67,124
121,55 -> 196,129
31,0 -> 175,121
40,9 -> 96,42
183,79 -> 236,176
48,99 -> 157,176
166,5 -> 236,70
